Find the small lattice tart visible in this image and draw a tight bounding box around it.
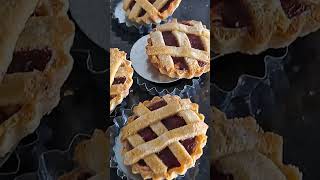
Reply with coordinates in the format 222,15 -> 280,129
120,95 -> 208,180
146,19 -> 210,79
210,107 -> 302,180
110,48 -> 134,113
123,0 -> 182,24
58,129 -> 109,180
212,0 -> 320,55
0,15 -> 74,156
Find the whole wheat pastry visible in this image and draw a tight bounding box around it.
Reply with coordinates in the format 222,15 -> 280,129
58,129 -> 109,180
210,107 -> 302,180
123,0 -> 182,24
212,0 -> 320,55
120,95 -> 208,180
146,19 -> 210,79
0,0 -> 39,82
110,48 -> 134,113
0,15 -> 75,157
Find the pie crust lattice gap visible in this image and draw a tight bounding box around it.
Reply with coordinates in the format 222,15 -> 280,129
123,0 -> 182,24
146,19 -> 210,79
120,95 -> 208,180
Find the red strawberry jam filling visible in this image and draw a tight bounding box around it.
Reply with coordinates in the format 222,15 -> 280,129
128,99 -> 197,170
7,48 -> 52,74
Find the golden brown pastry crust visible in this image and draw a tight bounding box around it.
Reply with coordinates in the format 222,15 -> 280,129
146,19 -> 210,79
123,0 -> 182,24
0,15 -> 75,157
58,129 -> 109,180
211,107 -> 302,180
120,95 -> 208,180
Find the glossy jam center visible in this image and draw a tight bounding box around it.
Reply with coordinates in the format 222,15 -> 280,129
146,99 -> 168,111
7,48 -> 52,74
162,31 -> 179,47
0,105 -> 21,124
212,0 -> 251,28
113,77 -> 126,85
76,170 -> 95,180
198,61 -> 207,67
187,34 -> 205,51
280,0 -> 308,18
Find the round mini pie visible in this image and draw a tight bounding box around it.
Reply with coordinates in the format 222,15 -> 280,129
120,95 -> 208,180
110,48 -> 134,113
210,107 -> 302,180
212,0 -> 320,55
146,19 -> 210,79
0,15 -> 74,157
123,0 -> 182,24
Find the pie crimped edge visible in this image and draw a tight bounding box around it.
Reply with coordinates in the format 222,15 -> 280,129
123,0 -> 182,24
212,0 -> 320,55
120,95 -> 208,180
146,19 -> 210,79
110,48 -> 134,113
211,107 -> 302,180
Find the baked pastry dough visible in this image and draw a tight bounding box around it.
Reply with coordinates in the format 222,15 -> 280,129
110,48 -> 133,113
120,95 -> 208,180
146,19 -> 210,79
210,107 -> 302,180
212,0 -> 320,55
35,0 -> 69,16
0,15 -> 74,157
58,129 -> 109,180
123,0 -> 182,24
0,0 -> 39,82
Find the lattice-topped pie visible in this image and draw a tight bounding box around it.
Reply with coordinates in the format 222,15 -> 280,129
0,1 -> 74,157
210,107 -> 302,180
212,0 -> 320,55
120,95 -> 208,180
58,129 -> 109,180
123,0 -> 182,24
146,19 -> 210,79
110,48 -> 134,113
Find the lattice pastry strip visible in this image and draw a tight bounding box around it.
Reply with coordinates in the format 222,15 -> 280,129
110,48 -> 133,113
146,19 -> 210,79
121,95 -> 208,180
123,0 -> 182,24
